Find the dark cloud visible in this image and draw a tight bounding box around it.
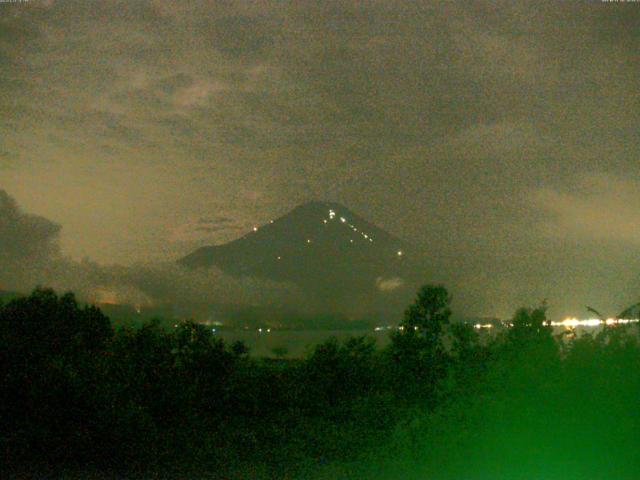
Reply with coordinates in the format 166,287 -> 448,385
0,189 -> 60,262
0,190 -> 301,310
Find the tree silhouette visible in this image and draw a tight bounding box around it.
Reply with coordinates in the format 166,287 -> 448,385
388,285 -> 452,404
271,346 -> 289,358
402,284 -> 451,341
507,302 -> 552,347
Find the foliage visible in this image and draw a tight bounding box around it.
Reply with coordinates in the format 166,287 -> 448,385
2,286 -> 640,479
401,284 -> 451,342
385,285 -> 452,405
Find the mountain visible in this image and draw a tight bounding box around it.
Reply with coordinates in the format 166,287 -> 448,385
179,201 -> 427,318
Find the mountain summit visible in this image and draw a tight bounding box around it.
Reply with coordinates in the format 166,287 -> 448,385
179,201 -> 424,315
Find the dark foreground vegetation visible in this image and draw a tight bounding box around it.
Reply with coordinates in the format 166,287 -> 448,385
2,287 -> 640,479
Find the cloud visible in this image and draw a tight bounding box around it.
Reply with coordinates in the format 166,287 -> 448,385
534,174 -> 640,245
1,1 -> 639,317
168,215 -> 245,246
376,276 -> 405,292
0,150 -> 19,167
0,189 -> 61,262
0,191 -> 303,314
172,79 -> 228,109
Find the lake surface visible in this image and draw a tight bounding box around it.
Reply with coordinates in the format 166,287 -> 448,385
214,329 -> 390,357
214,323 -> 639,358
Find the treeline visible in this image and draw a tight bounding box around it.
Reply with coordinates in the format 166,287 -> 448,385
1,286 -> 640,479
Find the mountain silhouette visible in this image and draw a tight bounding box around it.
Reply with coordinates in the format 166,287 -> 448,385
179,201 -> 425,316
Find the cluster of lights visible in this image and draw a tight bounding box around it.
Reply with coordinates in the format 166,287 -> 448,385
473,323 -> 494,329
321,209 -> 408,257
374,325 -> 425,332
374,325 -> 395,332
550,318 -> 639,328
398,325 -> 419,331
258,327 -> 272,333
253,208 -> 407,261
373,319 -> 640,334
371,319 -> 640,333
323,209 -> 374,243
471,318 -> 640,330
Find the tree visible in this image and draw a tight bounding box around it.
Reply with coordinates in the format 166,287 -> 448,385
401,284 -> 452,345
0,287 -> 112,360
308,337 -> 377,396
387,285 -> 452,405
496,302 -> 559,392
507,302 -> 552,347
0,288 -> 114,469
271,346 -> 289,359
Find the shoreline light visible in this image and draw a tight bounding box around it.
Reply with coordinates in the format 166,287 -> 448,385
474,323 -> 494,329
549,318 -> 639,328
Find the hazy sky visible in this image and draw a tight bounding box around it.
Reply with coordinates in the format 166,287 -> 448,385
1,0 -> 639,317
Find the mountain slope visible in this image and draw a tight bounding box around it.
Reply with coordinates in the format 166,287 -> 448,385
179,201 -> 425,315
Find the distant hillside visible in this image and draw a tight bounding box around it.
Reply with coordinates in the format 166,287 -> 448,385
179,201 -> 428,317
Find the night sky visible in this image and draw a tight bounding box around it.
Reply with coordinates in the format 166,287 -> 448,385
1,0 -> 639,317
